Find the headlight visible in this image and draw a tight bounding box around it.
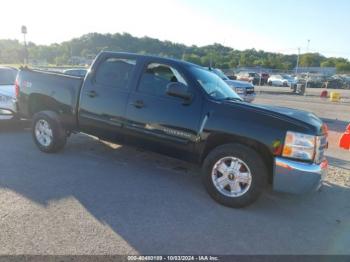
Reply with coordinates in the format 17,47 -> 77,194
282,131 -> 316,161
235,87 -> 245,94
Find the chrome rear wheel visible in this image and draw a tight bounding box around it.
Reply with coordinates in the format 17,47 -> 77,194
35,119 -> 53,147
32,111 -> 67,153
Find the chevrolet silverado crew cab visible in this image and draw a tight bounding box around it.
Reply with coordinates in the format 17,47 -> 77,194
16,52 -> 328,208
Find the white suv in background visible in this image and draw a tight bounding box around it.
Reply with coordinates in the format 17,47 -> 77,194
267,74 -> 297,87
0,67 -> 18,120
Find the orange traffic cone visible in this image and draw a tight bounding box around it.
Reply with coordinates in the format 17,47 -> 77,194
339,124 -> 350,150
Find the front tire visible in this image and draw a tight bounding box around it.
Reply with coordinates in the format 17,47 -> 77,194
202,143 -> 268,208
32,111 -> 67,153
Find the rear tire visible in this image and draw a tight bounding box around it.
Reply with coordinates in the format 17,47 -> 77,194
202,143 -> 267,208
32,111 -> 67,153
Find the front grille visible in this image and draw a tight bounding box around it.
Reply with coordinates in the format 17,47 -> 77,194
315,135 -> 327,164
246,89 -> 255,94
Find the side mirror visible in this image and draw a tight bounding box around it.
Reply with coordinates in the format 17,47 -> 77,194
166,82 -> 192,101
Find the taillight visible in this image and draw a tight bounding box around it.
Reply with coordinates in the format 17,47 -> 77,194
15,80 -> 20,99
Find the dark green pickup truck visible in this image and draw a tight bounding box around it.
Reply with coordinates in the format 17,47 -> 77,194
16,52 -> 328,208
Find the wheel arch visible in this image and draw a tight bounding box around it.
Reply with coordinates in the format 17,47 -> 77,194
28,94 -> 60,117
201,133 -> 274,182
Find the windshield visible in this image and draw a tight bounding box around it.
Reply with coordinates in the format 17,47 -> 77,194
190,67 -> 241,101
212,68 -> 229,80
0,68 -> 17,85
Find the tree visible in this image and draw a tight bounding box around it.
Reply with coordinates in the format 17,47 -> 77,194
1,33 -> 349,73
321,60 -> 335,67
336,62 -> 350,72
299,53 -> 325,67
183,54 -> 201,65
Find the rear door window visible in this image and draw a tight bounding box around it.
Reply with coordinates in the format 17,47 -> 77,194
95,58 -> 136,89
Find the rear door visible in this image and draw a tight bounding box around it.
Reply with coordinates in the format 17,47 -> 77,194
78,55 -> 137,140
124,61 -> 203,159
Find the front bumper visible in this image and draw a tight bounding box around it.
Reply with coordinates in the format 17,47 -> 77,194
273,157 -> 328,194
0,96 -> 17,120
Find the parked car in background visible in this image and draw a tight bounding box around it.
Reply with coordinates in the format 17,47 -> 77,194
63,68 -> 88,77
259,73 -> 270,85
301,74 -> 324,88
226,72 -> 237,80
0,66 -> 18,120
210,68 -> 255,102
342,75 -> 350,89
268,74 -> 297,87
323,75 -> 350,89
236,71 -> 260,85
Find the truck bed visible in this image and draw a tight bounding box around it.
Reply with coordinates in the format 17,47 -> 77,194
17,69 -> 83,130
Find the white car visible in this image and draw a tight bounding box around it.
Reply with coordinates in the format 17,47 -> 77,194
267,74 -> 297,87
0,67 -> 18,120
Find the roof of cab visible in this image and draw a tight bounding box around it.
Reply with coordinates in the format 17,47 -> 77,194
99,51 -> 199,68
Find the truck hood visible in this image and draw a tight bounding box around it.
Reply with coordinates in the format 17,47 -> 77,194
0,85 -> 15,98
224,101 -> 325,135
258,104 -> 323,128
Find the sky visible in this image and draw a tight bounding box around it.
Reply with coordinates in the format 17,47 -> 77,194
0,0 -> 349,58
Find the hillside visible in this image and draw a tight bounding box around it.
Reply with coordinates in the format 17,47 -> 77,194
1,32 -> 349,72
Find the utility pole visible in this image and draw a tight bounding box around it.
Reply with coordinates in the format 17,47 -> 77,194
295,47 -> 300,75
21,25 -> 28,65
306,39 -> 310,53
209,52 -> 213,69
259,66 -> 262,86
305,39 -> 310,92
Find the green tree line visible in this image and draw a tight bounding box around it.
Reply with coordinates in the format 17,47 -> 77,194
1,32 -> 350,72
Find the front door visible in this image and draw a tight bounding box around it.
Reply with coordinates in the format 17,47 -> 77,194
125,62 -> 203,159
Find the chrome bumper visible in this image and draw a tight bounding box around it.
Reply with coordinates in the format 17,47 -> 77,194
0,97 -> 17,120
273,157 -> 328,194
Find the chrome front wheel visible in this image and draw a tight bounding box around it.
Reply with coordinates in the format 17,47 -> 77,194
203,143 -> 268,208
211,157 -> 252,198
